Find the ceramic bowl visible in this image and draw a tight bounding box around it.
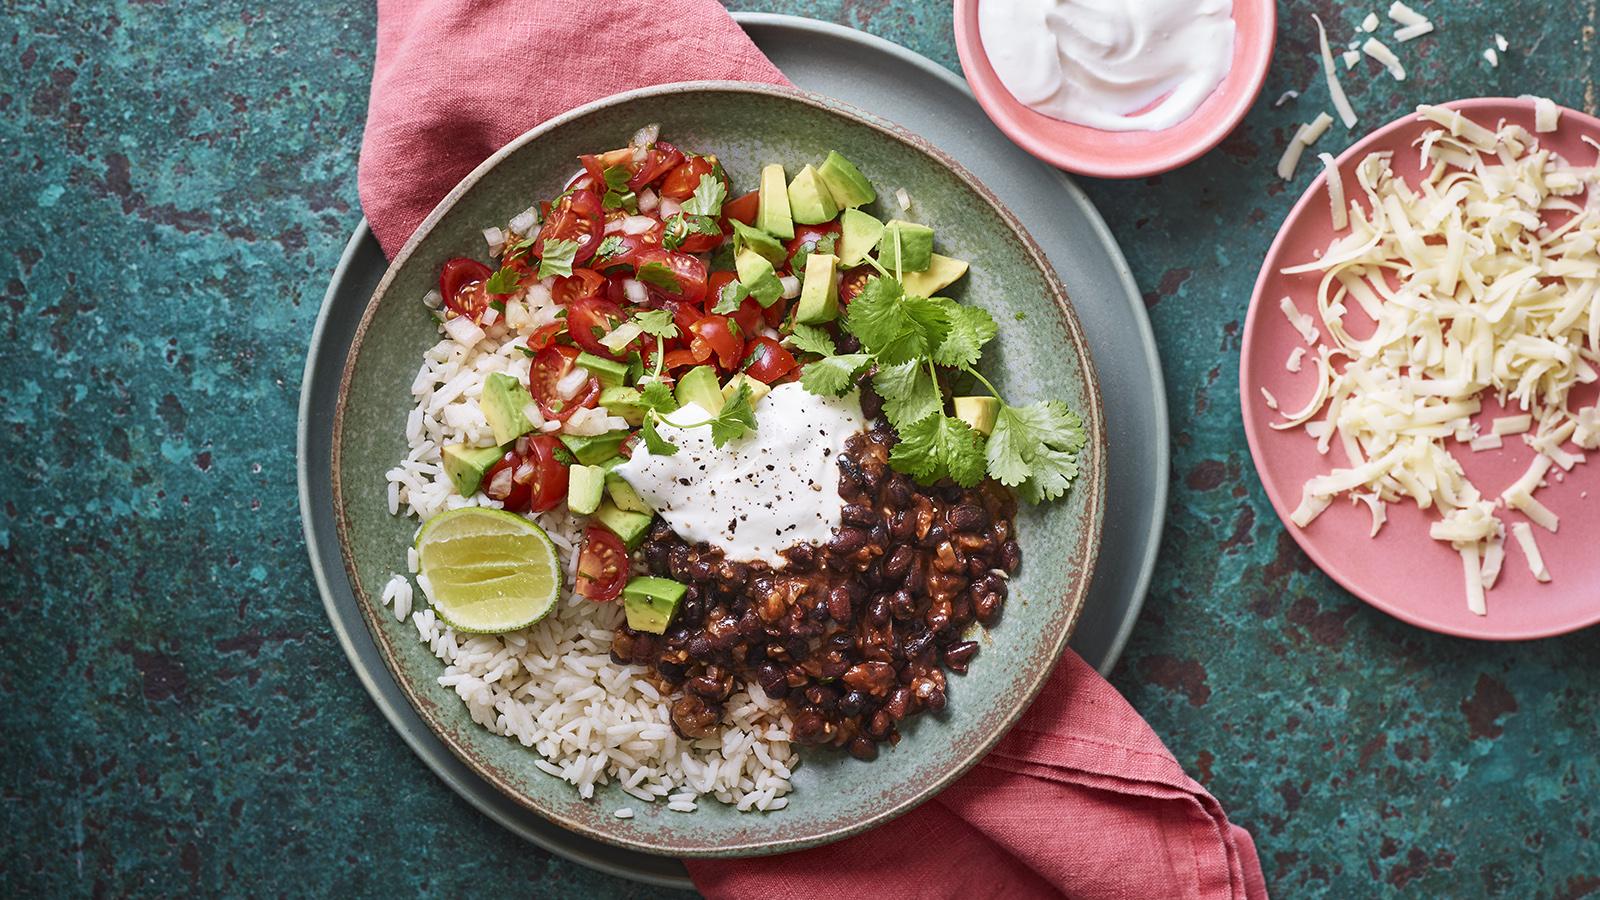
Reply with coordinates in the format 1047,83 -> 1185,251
952,0 -> 1276,178
1242,97 -> 1600,640
331,82 -> 1106,856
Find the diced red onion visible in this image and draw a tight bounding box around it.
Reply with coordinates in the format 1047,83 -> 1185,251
604,217 -> 626,235
555,363 -> 591,400
779,275 -> 801,299
632,123 -> 660,149
621,215 -> 656,235
485,467 -> 513,499
513,461 -> 535,484
443,315 -> 485,346
623,279 -> 649,305
482,226 -> 506,255
422,289 -> 443,310
481,305 -> 500,326
658,198 -> 683,218
510,209 -> 538,233
637,189 -> 659,213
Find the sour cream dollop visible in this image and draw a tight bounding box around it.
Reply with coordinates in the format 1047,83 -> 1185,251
613,382 -> 867,566
978,0 -> 1236,133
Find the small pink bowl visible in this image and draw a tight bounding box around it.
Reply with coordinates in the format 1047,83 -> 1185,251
952,0 -> 1277,178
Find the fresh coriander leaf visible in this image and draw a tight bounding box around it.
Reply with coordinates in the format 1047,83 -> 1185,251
602,166 -> 631,192
931,303 -> 998,369
640,415 -> 679,456
681,173 -> 728,217
538,239 -> 580,279
551,444 -> 579,467
483,267 -> 523,295
632,309 -> 679,339
800,353 -> 872,396
985,400 -> 1087,502
888,413 -> 987,487
786,322 -> 837,357
639,380 -> 678,414
625,350 -> 646,384
663,213 -> 720,251
842,277 -> 951,365
489,298 -> 507,313
1014,310 -> 1026,322
636,261 -> 681,293
592,235 -> 627,265
516,344 -> 537,358
504,234 -> 537,261
711,278 -> 749,314
600,166 -> 638,212
603,189 -> 638,213
709,382 -> 757,447
872,360 -> 943,429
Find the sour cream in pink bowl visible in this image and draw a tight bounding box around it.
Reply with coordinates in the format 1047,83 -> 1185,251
953,0 -> 1276,178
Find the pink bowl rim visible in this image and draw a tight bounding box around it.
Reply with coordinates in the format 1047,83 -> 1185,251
952,0 -> 1277,179
1240,96 -> 1600,642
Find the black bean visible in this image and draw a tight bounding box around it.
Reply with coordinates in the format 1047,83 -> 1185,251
841,503 -> 876,526
839,689 -> 868,717
890,588 -> 917,621
829,527 -> 867,555
1000,540 -> 1022,574
948,503 -> 989,532
943,640 -> 979,674
849,735 -> 880,761
868,594 -> 891,627
884,546 -> 915,579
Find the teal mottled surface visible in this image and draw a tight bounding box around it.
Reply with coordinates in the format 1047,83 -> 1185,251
2,0 -> 1597,896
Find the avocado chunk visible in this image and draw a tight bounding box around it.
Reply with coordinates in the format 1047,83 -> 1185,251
730,220 -> 787,266
480,372 -> 538,445
786,164 -> 840,225
953,396 -> 1001,436
735,248 -> 784,308
621,576 -> 688,634
900,253 -> 969,297
595,500 -> 653,550
757,163 -> 795,239
576,352 -> 629,388
721,372 -> 772,406
837,208 -> 885,267
558,430 -> 630,465
441,443 -> 505,497
566,464 -> 606,516
876,219 -> 934,273
597,385 -> 647,425
674,365 -> 725,415
816,150 -> 876,208
795,252 -> 841,325
605,473 -> 653,515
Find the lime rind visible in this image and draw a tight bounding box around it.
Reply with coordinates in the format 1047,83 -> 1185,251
414,507 -> 563,634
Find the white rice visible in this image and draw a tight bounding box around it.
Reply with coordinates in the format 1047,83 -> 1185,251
383,301 -> 797,813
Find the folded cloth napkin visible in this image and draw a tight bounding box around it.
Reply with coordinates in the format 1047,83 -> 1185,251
358,3 -> 1266,897
359,0 -> 788,258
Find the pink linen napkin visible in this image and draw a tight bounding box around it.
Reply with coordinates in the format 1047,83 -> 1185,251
358,3 -> 1266,897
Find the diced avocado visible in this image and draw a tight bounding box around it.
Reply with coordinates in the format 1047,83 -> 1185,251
597,385 -> 646,425
576,352 -> 628,388
480,372 -> 538,445
953,396 -> 1001,436
795,252 -> 841,325
786,164 -> 839,225
876,220 -> 934,273
721,372 -> 772,406
566,464 -> 606,515
605,474 -> 653,515
730,220 -> 787,266
735,248 -> 784,308
558,430 -> 630,465
900,253 -> 970,297
441,443 -> 505,497
599,455 -> 628,474
674,365 -> 726,414
816,150 -> 876,208
837,208 -> 885,267
595,500 -> 653,550
757,163 -> 795,239
621,575 -> 688,634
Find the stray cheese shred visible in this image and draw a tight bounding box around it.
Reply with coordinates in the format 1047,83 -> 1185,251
1312,15 -> 1359,128
1268,106 -> 1600,614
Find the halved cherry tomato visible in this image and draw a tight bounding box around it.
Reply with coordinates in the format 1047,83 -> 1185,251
617,433 -> 639,459
663,213 -> 725,254
538,189 -> 604,264
439,257 -> 493,321
525,321 -> 566,352
528,345 -> 601,422
839,266 -> 873,304
689,314 -> 745,371
706,272 -> 765,336
741,336 -> 799,384
482,434 -> 569,514
785,221 -> 842,272
578,147 -> 637,187
658,154 -> 721,201
763,298 -> 788,329
721,191 -> 759,227
661,348 -> 699,371
552,269 -> 606,305
656,299 -> 704,340
575,525 -> 629,601
592,219 -> 665,272
633,248 -> 708,304
566,296 -> 630,359
628,141 -> 685,190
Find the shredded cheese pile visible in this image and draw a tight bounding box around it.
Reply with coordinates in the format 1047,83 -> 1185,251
1272,104 -> 1600,614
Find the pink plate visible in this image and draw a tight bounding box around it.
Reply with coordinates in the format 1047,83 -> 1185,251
952,0 -> 1276,178
1242,97 -> 1600,640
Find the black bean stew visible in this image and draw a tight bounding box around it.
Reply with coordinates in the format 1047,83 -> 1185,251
609,403 -> 1020,761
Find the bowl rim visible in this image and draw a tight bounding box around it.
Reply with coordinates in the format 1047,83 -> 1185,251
951,0 -> 1277,179
329,80 -> 1108,856
1240,96 -> 1600,641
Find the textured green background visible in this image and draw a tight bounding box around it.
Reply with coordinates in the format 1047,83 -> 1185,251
3,1 -> 1597,896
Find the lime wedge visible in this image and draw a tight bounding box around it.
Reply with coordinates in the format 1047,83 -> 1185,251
415,508 -> 563,634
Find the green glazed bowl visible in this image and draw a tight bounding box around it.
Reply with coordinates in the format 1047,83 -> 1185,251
332,82 -> 1106,858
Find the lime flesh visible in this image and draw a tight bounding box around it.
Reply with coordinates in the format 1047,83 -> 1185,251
415,508 -> 563,634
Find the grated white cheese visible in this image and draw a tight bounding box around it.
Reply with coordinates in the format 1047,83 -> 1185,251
1394,21 -> 1434,42
1268,107 -> 1600,612
1343,50 -> 1361,70
1483,48 -> 1499,68
1495,33 -> 1509,52
1261,387 -> 1280,410
1319,152 -> 1348,230
1362,37 -> 1407,81
1278,113 -> 1335,180
1274,89 -> 1301,107
1313,15 -> 1359,128
1510,522 -> 1552,582
1287,346 -> 1307,372
1362,12 -> 1380,32
1531,96 -> 1560,133
1388,1 -> 1427,27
